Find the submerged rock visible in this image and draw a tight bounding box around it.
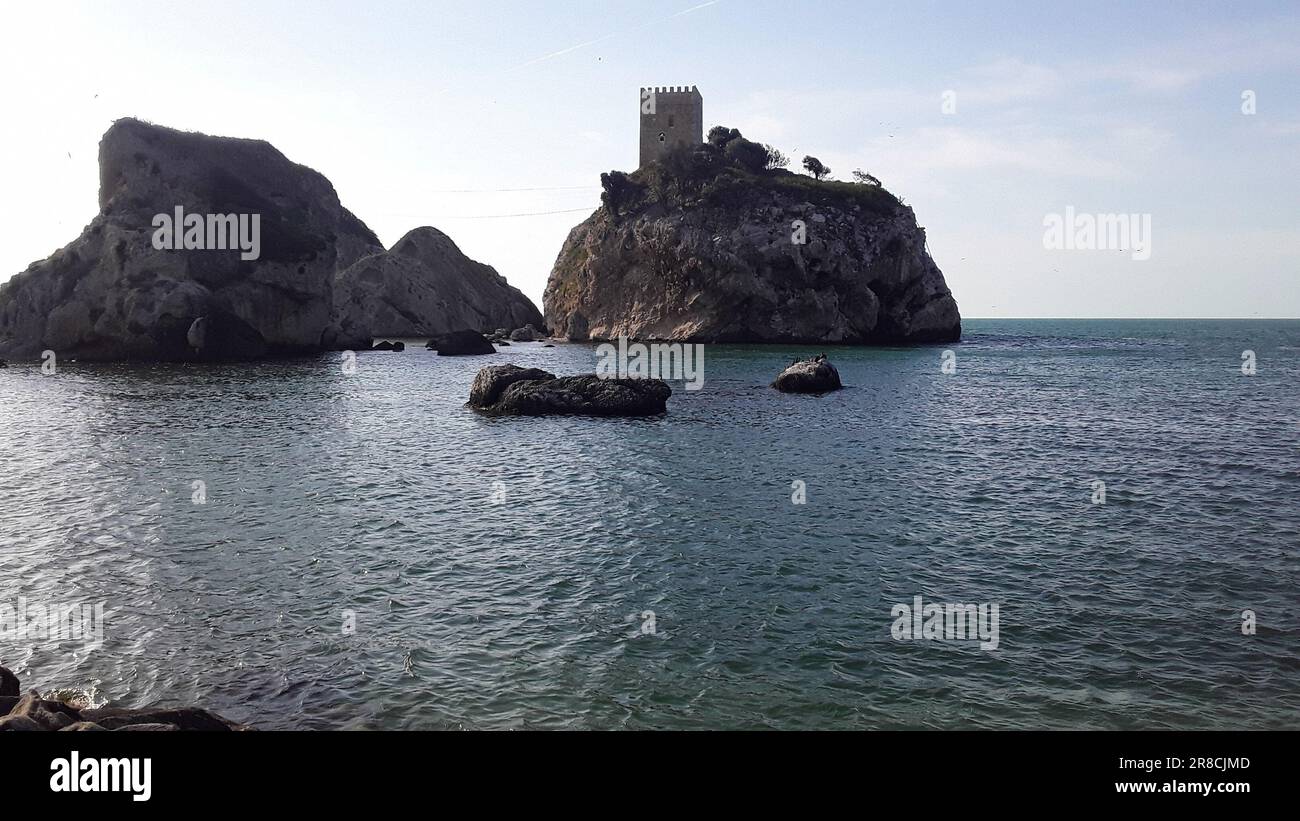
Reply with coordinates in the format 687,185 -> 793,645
426,329 -> 495,356
772,354 -> 842,393
469,366 -> 670,416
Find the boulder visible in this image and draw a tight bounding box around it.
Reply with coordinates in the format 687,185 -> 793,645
426,329 -> 495,356
371,340 -> 395,351
470,369 -> 670,417
468,364 -> 557,408
115,722 -> 180,731
509,323 -> 544,341
9,692 -> 79,730
0,665 -> 17,698
79,706 -> 241,731
60,721 -> 108,731
0,714 -> 44,731
391,341 -> 405,352
772,354 -> 842,393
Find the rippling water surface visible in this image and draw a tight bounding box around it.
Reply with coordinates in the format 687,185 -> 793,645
1,319 -> 1297,729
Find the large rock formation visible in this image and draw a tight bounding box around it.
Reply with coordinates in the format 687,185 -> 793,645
326,226 -> 542,349
544,137 -> 960,344
0,119 -> 540,360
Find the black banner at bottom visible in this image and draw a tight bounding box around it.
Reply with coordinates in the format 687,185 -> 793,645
0,730 -> 1283,808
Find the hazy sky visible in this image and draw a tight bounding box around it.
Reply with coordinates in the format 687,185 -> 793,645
2,0 -> 1297,317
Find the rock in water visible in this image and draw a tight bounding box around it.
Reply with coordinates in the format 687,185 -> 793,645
468,364 -> 557,408
426,329 -> 495,356
772,355 -> 842,393
544,157 -> 960,345
469,367 -> 670,416
327,227 -> 543,349
371,340 -> 395,351
0,118 -> 382,361
508,323 -> 544,341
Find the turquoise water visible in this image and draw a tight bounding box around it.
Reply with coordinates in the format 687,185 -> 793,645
0,319 -> 1297,729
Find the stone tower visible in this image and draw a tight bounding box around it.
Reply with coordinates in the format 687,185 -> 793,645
639,85 -> 703,169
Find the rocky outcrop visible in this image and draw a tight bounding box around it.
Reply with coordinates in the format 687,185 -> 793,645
772,354 -> 842,393
544,144 -> 960,345
0,119 -> 540,361
0,118 -> 382,361
426,329 -> 495,356
508,323 -> 545,341
468,365 -> 670,416
326,227 -> 543,349
0,665 -> 246,731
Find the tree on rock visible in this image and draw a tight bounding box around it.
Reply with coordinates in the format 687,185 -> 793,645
724,136 -> 769,173
764,144 -> 790,170
852,169 -> 882,186
802,156 -> 831,180
707,126 -> 741,147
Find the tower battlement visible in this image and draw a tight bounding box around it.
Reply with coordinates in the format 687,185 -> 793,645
639,85 -> 703,169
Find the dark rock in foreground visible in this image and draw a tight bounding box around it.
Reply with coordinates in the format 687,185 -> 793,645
469,364 -> 669,416
772,354 -> 842,393
427,329 -> 495,356
0,665 -> 247,731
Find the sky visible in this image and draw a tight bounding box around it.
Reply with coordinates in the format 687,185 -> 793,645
1,0 -> 1297,318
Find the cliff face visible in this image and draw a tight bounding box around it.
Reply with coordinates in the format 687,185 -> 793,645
327,227 -> 543,349
543,162 -> 960,344
0,119 -> 540,360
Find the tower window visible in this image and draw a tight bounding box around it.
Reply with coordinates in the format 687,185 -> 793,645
669,115 -> 675,127
658,132 -> 665,142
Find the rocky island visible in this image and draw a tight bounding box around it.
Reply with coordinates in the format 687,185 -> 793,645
0,118 -> 541,361
544,126 -> 960,345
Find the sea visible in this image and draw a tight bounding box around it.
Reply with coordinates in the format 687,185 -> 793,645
1,319 -> 1296,729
